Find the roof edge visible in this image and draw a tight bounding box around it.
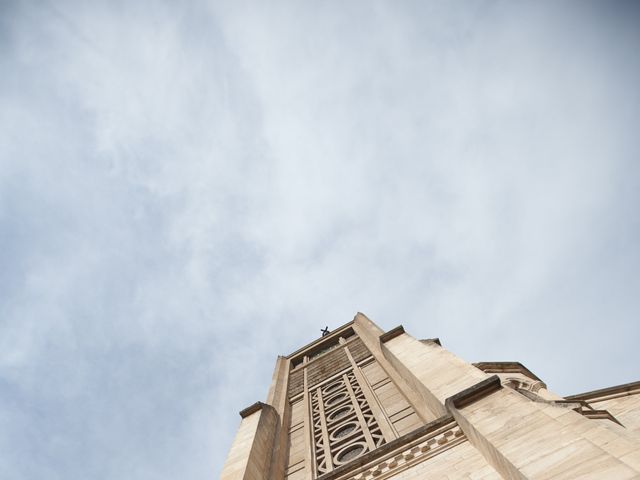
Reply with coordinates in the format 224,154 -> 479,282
565,379 -> 640,402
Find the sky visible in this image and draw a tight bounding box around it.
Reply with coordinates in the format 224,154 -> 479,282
1,1 -> 639,478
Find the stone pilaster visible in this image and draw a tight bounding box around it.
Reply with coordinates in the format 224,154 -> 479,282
266,356 -> 291,480
353,313 -> 437,423
220,402 -> 279,480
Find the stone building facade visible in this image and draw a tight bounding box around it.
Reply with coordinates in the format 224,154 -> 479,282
220,313 -> 640,479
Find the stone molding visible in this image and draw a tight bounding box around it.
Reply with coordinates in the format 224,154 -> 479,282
349,423 -> 465,480
316,415 -> 465,480
379,325 -> 405,344
239,402 -> 265,418
444,375 -> 502,410
502,377 -> 546,393
472,361 -> 544,383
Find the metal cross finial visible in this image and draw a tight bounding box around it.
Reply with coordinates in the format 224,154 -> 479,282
321,326 -> 330,337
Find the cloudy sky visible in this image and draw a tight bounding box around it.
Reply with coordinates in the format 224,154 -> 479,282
1,1 -> 639,478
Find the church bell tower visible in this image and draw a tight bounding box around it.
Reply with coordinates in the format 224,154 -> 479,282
220,313 -> 640,479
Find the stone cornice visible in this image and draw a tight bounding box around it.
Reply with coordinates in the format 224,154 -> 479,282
445,375 -> 502,410
379,325 -> 405,343
316,415 -> 465,480
238,401 -> 277,419
473,361 -> 543,383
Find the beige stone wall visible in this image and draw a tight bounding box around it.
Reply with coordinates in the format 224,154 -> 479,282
220,412 -> 261,480
285,398 -> 306,479
453,386 -> 640,479
387,442 -> 500,480
220,404 -> 279,480
382,332 -> 487,418
360,360 -> 422,437
246,408 -> 279,480
591,394 -> 640,435
353,316 -> 436,424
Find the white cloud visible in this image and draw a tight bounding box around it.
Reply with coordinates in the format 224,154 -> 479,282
1,1 -> 639,478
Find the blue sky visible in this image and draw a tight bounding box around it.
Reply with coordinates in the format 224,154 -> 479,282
1,1 -> 639,478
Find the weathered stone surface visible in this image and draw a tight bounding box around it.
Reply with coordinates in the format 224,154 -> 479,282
220,403 -> 279,480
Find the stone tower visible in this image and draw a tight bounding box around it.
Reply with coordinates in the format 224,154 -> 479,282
220,313 -> 640,479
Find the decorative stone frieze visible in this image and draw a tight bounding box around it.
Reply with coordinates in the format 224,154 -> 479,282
346,422 -> 465,480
